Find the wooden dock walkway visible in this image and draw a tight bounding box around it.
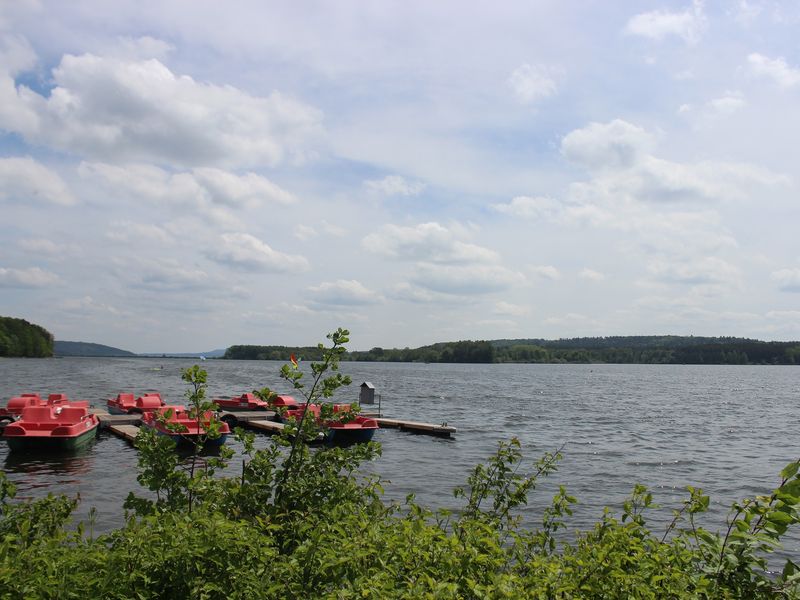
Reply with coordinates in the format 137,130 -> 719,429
375,418 -> 456,438
91,409 -> 455,443
107,424 -> 140,443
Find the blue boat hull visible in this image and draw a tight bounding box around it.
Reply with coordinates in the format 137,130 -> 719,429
326,426 -> 376,445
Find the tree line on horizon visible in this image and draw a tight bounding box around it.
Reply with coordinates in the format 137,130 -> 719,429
224,335 -> 800,365
0,316 -> 53,358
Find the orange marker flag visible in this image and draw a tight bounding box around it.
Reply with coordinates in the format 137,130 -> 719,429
290,354 -> 298,369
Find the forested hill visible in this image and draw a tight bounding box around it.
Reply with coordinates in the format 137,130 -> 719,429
0,316 -> 54,357
53,341 -> 136,357
225,335 -> 800,365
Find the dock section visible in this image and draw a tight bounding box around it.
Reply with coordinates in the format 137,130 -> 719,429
375,418 -> 456,438
108,424 -> 140,443
91,408 -> 455,443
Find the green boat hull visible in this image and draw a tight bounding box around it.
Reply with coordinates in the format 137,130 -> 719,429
5,425 -> 98,452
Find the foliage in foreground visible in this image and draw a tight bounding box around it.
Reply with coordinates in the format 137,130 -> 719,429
2,329 -> 800,599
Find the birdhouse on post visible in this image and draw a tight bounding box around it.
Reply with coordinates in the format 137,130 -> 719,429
359,382 -> 376,405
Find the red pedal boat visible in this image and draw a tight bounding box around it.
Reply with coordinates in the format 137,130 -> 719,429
2,402 -> 99,451
140,406 -> 230,448
212,393 -> 299,411
107,393 -> 165,415
0,393 -> 71,424
212,392 -> 269,411
281,403 -> 378,445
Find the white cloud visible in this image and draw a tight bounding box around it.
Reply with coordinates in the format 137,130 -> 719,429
748,53 -> 800,88
529,265 -> 561,280
561,119 -> 653,171
60,295 -> 122,316
111,36 -> 174,61
363,222 -> 498,264
308,279 -> 382,306
0,156 -> 75,205
493,301 -> 529,317
491,196 -> 560,219
0,35 -> 39,132
106,221 -> 170,244
411,263 -> 525,295
507,63 -> 559,104
207,232 -> 309,273
2,52 -> 322,168
562,120 -> 788,206
579,268 -> 606,282
364,174 -> 425,196
80,162 -> 295,226
0,266 -> 60,288
191,168 -> 296,207
625,1 -> 706,44
293,224 -> 317,241
131,259 -> 210,292
18,238 -> 62,255
733,1 -> 763,24
544,312 -> 593,326
771,268 -> 800,292
647,256 -> 741,287
388,282 -> 454,304
706,92 -> 746,116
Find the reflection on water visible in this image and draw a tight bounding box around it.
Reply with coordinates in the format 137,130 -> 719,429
0,358 -> 798,558
4,443 -> 95,491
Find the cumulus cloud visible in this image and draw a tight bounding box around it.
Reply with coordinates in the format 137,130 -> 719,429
0,35 -> 39,131
191,168 -> 296,207
411,263 -> 525,295
491,196 -> 560,219
625,1 -> 706,44
207,233 -> 309,273
647,256 -> 741,287
0,156 -> 75,205
18,238 -> 62,255
705,92 -> 746,116
2,51 -> 322,168
562,119 -> 788,205
60,295 -> 122,316
771,268 -> 800,292
493,301 -> 529,317
364,174 -> 425,196
293,224 -> 317,241
131,259 -> 210,292
529,265 -> 561,280
748,53 -> 800,88
80,162 -> 295,221
106,221 -> 171,244
307,279 -> 382,306
387,282 -> 458,304
0,266 -> 60,288
111,36 -> 174,61
543,312 -> 593,326
363,222 -> 498,264
562,119 -> 654,171
579,268 -> 606,281
507,63 -> 559,104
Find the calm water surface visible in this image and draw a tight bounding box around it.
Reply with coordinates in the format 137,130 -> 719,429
1,358 -> 798,555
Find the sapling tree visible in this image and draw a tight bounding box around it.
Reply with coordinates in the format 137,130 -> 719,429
125,365 -> 232,515
273,327 -> 354,506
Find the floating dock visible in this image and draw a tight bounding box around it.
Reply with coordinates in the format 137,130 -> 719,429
375,418 -> 456,438
91,408 -> 456,444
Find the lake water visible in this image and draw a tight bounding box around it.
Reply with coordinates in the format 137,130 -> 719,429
1,358 -> 798,557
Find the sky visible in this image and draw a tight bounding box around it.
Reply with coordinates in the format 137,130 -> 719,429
1,0 -> 799,353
